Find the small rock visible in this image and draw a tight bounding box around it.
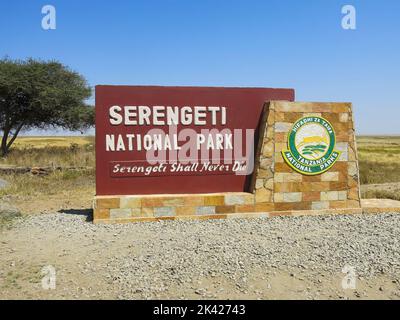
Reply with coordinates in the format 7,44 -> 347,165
0,178 -> 9,189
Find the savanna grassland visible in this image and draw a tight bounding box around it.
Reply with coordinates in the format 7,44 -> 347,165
0,135 -> 399,217
358,136 -> 400,201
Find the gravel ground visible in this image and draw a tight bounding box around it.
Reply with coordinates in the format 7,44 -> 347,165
1,212 -> 400,299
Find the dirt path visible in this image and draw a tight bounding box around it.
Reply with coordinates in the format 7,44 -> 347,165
1,211 -> 399,300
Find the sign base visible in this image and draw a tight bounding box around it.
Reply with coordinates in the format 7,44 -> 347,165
93,192 -> 362,224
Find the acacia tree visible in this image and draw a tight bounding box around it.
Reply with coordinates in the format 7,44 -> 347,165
0,58 -> 94,156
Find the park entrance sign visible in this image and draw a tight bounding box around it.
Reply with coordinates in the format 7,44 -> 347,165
93,86 -> 361,223
95,85 -> 294,195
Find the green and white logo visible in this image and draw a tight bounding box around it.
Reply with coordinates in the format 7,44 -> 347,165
282,116 -> 341,175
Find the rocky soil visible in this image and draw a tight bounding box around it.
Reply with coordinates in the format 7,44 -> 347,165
0,211 -> 399,299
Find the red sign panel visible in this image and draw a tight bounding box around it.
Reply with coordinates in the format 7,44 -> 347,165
95,85 -> 294,195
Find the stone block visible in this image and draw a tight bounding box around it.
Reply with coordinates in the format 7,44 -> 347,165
141,197 -> 164,207
274,202 -> 311,211
274,102 -> 293,112
96,197 -> 120,209
310,182 -> 331,191
311,201 -> 330,210
274,182 -> 290,193
320,191 -> 340,201
274,162 -> 293,173
162,197 -> 185,206
284,113 -> 302,122
329,182 -> 348,191
225,193 -> 253,205
303,192 -> 321,202
255,179 -> 264,189
338,191 -> 348,201
196,206 -> 216,215
235,204 -> 256,213
131,208 -> 142,217
183,196 -> 204,206
301,175 -> 321,182
339,113 -> 349,122
141,207 -> 154,217
175,206 -> 196,216
257,168 -> 273,179
154,206 -> 176,217
274,193 -> 284,202
329,201 -> 349,209
283,192 -> 302,203
262,141 -> 274,157
275,132 -> 286,142
265,125 -> 274,138
120,196 -> 141,209
215,205 -> 235,214
274,173 -> 302,183
94,208 -> 110,220
264,178 -> 274,190
348,162 -> 358,177
275,142 -> 287,152
260,158 -> 273,170
255,203 -> 275,212
336,142 -> 349,161
348,187 -> 360,201
348,176 -> 359,188
110,208 -> 132,219
204,195 -> 225,206
255,188 -> 272,203
273,153 -> 283,164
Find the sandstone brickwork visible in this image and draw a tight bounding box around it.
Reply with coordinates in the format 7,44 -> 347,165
257,101 -> 362,213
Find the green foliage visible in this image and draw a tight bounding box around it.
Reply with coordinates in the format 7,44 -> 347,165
0,58 -> 94,155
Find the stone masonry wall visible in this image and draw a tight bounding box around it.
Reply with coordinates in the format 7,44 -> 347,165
259,101 -> 361,212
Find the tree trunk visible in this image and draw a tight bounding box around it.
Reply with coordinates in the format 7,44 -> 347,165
1,123 -> 23,156
6,123 -> 24,150
1,126 -> 10,157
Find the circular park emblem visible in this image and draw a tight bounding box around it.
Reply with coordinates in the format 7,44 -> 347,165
281,116 -> 341,175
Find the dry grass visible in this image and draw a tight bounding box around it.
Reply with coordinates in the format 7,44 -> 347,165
361,187 -> 400,202
357,136 -> 400,184
12,136 -> 92,148
357,136 -> 400,201
0,169 -> 94,197
0,136 -> 95,168
0,169 -> 95,215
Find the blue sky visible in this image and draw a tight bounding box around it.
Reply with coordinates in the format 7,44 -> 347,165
1,0 -> 399,135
